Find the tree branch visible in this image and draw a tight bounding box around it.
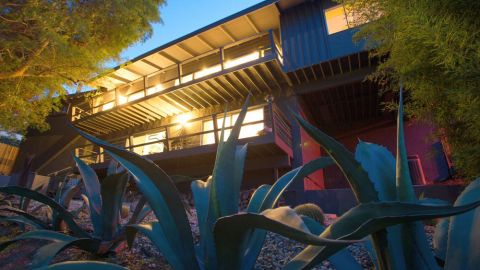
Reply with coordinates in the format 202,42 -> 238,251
0,40 -> 49,80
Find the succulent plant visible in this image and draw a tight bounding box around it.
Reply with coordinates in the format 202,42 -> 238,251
294,203 -> 325,225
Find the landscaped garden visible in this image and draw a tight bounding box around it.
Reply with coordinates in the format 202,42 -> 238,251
1,0 -> 479,269
1,95 -> 479,269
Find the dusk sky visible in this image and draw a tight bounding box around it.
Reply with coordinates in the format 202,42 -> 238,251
118,0 -> 263,64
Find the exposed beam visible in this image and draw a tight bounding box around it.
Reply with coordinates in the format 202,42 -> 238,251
162,93 -> 192,111
123,66 -> 145,77
295,67 -> 375,95
184,87 -> 212,107
244,15 -> 260,34
191,84 -> 221,105
176,44 -> 195,58
197,81 -> 228,102
141,59 -> 163,70
219,25 -> 236,42
158,51 -> 179,64
109,74 -> 131,84
196,35 -> 215,50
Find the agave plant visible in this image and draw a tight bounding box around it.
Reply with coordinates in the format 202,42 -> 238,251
69,94 -> 478,270
0,160 -> 151,268
280,87 -> 480,270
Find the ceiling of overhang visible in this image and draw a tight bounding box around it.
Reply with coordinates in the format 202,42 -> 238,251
74,59 -> 290,135
90,3 -> 280,90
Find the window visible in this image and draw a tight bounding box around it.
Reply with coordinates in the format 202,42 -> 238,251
102,101 -> 115,111
325,5 -> 350,34
132,130 -> 166,156
324,4 -> 367,35
128,91 -> 145,102
201,107 -> 265,144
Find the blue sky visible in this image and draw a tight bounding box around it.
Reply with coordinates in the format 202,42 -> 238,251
118,0 -> 263,64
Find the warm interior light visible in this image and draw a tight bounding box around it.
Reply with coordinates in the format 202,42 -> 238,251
176,113 -> 191,127
224,51 -> 260,69
325,5 -> 349,34
118,95 -> 128,105
194,64 -> 221,79
181,74 -> 193,84
147,84 -> 164,95
102,101 -> 115,111
128,91 -> 145,102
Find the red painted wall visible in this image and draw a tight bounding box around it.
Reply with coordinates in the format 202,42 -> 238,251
305,120 -> 450,190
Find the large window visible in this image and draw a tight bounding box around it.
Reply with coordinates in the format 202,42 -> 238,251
202,107 -> 265,144
132,130 -> 166,155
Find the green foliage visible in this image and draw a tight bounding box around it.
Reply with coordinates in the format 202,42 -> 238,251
294,203 -> 325,225
0,0 -> 165,133
340,0 -> 480,179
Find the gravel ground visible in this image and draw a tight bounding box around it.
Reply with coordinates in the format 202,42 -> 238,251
0,196 -> 437,269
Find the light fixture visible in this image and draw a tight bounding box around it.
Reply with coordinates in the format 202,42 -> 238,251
177,113 -> 191,127
118,95 -> 128,105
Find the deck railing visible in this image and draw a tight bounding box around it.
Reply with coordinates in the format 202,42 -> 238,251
75,103 -> 291,165
71,30 -> 283,121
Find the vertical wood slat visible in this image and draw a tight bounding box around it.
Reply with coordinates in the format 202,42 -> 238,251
0,143 -> 19,175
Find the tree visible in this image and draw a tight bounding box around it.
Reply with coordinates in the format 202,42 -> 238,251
0,0 -> 165,133
341,0 -> 480,179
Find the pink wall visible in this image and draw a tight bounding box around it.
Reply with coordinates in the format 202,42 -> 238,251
304,120 -> 449,190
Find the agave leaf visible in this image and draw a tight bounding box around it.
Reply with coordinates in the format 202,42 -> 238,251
126,222 -> 185,270
284,200 -> 480,269
0,216 -> 47,230
31,238 -> 100,268
0,187 -> 88,237
210,96 -> 250,217
0,206 -> 50,229
214,207 -> 357,270
433,217 -> 449,262
260,157 -> 334,211
35,261 -> 128,270
73,155 -> 103,236
246,184 -> 271,213
191,178 -> 211,260
100,173 -> 128,240
418,198 -> 451,206
292,113 -> 378,203
59,183 -> 81,208
355,141 -> 397,201
395,86 -> 415,201
75,129 -> 198,270
240,157 -> 335,270
301,216 -> 363,270
355,141 -> 409,269
128,196 -> 147,225
394,87 -> 439,270
444,178 -> 480,270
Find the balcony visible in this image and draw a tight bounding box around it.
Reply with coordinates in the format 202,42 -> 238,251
75,103 -> 293,176
71,31 -> 291,136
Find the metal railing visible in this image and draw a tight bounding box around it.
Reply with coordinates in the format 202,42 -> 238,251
75,103 -> 291,164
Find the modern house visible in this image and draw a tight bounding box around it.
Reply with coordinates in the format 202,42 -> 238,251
12,0 -> 453,209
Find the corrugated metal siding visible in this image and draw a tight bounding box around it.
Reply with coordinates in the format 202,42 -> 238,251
280,0 -> 365,72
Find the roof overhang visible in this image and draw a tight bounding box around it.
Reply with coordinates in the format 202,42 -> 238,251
90,0 -> 281,90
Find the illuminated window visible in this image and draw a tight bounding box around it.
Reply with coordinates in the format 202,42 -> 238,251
224,51 -> 260,69
128,91 -> 145,102
201,107 -> 265,144
194,64 -> 221,79
132,130 -> 166,155
181,74 -> 193,84
102,101 -> 115,111
325,4 -> 367,35
147,84 -> 164,95
325,5 -> 349,34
